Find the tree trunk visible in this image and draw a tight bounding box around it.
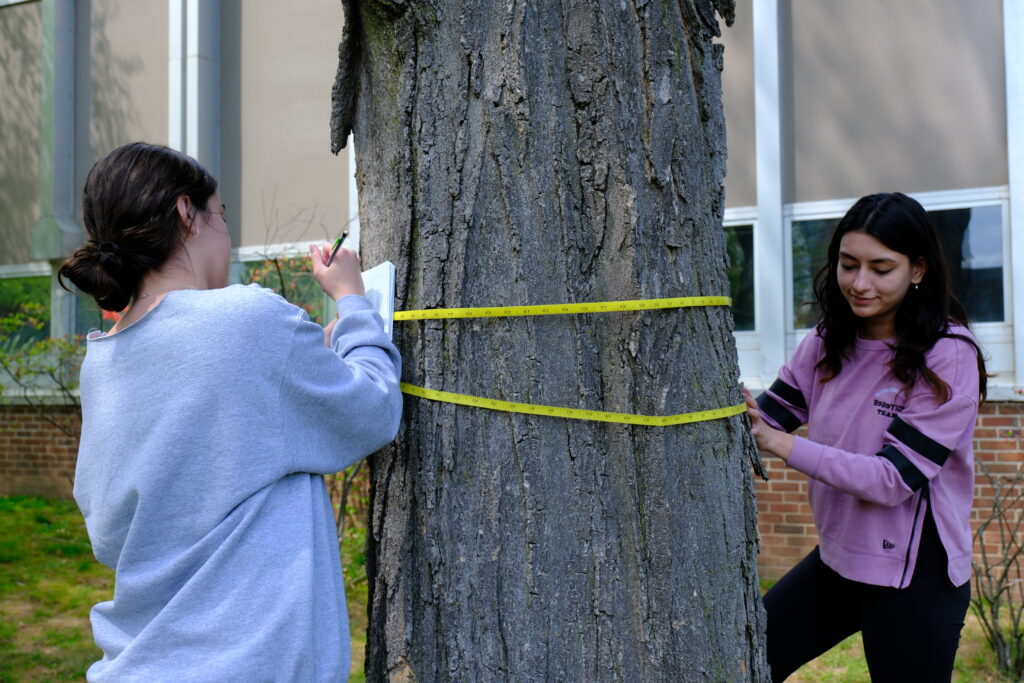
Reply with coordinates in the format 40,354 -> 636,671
332,0 -> 768,679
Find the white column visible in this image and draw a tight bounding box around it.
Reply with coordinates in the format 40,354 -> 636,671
168,0 -> 186,150
185,0 -> 220,176
31,0 -> 79,337
1005,0 -> 1024,393
169,0 -> 220,177
753,0 -> 786,385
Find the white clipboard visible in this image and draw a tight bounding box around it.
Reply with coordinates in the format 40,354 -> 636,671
361,261 -> 396,339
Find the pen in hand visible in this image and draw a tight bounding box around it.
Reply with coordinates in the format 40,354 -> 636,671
325,231 -> 349,267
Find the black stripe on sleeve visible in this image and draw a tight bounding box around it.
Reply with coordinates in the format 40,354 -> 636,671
757,393 -> 802,433
887,417 -> 951,467
878,444 -> 928,492
769,379 -> 807,410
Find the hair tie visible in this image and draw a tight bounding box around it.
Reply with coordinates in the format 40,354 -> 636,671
96,241 -> 122,272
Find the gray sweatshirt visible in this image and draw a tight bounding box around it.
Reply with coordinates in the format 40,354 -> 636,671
74,284 -> 402,682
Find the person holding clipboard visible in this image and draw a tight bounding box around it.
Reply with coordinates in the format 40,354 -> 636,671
744,192 -> 988,682
60,142 -> 402,681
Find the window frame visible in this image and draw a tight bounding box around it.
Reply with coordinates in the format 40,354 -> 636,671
0,261 -> 51,279
723,207 -> 761,387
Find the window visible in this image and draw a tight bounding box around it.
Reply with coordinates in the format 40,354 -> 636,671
0,274 -> 49,347
68,247 -> 333,335
790,203 -> 1006,329
75,294 -> 119,336
790,218 -> 838,329
725,224 -> 755,331
236,251 -> 330,325
930,205 -> 1004,323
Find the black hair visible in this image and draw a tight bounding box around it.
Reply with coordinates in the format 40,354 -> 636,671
58,142 -> 217,311
812,192 -> 988,402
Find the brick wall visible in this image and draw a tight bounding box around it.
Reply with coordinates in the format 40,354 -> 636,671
2,401 -> 1022,580
756,401 -> 1024,581
755,454 -> 818,580
0,405 -> 80,499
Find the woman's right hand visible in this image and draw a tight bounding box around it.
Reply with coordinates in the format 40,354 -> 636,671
310,243 -> 365,300
743,386 -> 794,462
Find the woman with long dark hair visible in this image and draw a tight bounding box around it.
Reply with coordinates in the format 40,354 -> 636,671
744,192 -> 987,681
60,142 -> 401,681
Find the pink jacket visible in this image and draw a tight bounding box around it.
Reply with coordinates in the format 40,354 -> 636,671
758,326 -> 981,588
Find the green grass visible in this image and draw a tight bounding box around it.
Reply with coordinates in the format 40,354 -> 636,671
342,518 -> 369,682
0,496 -> 372,682
0,497 -> 1014,682
784,621 -> 1011,682
0,495 -> 113,682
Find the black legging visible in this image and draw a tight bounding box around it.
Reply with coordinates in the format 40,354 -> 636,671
763,509 -> 970,682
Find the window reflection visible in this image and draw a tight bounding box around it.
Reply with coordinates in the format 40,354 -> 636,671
791,218 -> 839,329
790,204 -> 1004,328
239,258 -> 327,324
0,276 -> 50,345
930,205 -> 1003,323
75,294 -> 113,336
725,224 -> 755,331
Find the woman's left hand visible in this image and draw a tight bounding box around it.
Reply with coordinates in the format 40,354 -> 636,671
743,386 -> 794,462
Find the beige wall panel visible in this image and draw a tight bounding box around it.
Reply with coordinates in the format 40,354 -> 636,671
221,0 -> 348,251
0,2 -> 42,266
788,0 -> 1007,203
89,0 -> 168,159
720,0 -> 756,208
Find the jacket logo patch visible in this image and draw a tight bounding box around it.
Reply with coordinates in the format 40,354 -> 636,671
873,387 -> 906,418
882,539 -> 896,550
873,399 -> 906,419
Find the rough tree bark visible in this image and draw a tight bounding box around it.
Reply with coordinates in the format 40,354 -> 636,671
331,0 -> 768,679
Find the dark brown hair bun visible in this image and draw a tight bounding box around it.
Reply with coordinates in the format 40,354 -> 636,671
59,143 -> 217,311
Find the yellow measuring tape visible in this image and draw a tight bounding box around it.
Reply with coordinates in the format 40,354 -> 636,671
401,382 -> 746,426
393,295 -> 743,426
394,295 -> 730,320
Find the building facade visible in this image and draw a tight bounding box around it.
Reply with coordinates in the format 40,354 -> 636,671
1,0 -> 1022,579
0,0 -> 357,340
